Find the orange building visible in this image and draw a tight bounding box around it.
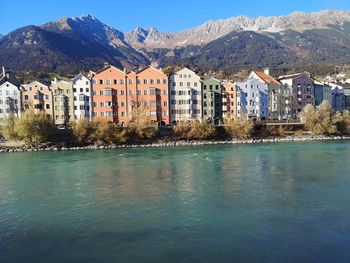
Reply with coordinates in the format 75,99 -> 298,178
21,81 -> 53,118
91,65 -> 169,126
222,81 -> 238,119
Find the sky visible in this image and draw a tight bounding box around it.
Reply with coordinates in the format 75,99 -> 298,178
1,0 -> 350,34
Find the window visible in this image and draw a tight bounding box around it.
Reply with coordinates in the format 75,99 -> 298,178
100,90 -> 104,96
143,79 -> 148,85
99,80 -> 103,85
150,89 -> 156,95
171,91 -> 176,95
157,79 -> 161,84
163,79 -> 167,84
24,95 -> 29,100
187,82 -> 190,87
120,79 -> 125,85
105,89 -> 112,96
121,90 -> 125,96
121,102 -> 125,107
144,90 -> 147,95
150,79 -> 154,85
129,79 -> 133,85
194,82 -> 198,87
129,90 -> 133,96
114,79 -> 117,85
180,82 -> 183,87
106,80 -> 111,85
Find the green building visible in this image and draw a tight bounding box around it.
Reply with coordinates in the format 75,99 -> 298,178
202,78 -> 222,124
51,79 -> 74,126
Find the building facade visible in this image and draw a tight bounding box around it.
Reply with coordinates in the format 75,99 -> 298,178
134,66 -> 169,125
222,81 -> 238,119
0,81 -> 21,123
249,69 -> 285,120
21,81 -> 53,118
279,72 -> 314,119
202,78 -> 222,123
51,79 -> 74,126
330,85 -> 344,112
236,78 -> 268,120
169,67 -> 202,124
91,65 -> 169,126
314,80 -> 332,107
72,74 -> 92,120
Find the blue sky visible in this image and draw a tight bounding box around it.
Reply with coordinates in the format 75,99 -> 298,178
1,0 -> 350,34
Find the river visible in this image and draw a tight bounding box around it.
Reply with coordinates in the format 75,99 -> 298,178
1,142 -> 350,262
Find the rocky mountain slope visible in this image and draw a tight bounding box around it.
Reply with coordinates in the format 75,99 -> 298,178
1,10 -> 350,74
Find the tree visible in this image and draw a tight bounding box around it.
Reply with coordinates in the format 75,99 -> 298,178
187,121 -> 216,140
129,106 -> 158,139
14,110 -> 54,144
0,115 -> 19,140
224,118 -> 253,139
301,101 -> 336,135
70,118 -> 94,144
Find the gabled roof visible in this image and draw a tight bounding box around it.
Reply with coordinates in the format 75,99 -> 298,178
72,73 -> 89,82
94,65 -> 125,75
252,70 -> 280,86
136,65 -> 165,75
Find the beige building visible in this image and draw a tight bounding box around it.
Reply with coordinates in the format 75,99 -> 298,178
21,81 -> 53,118
169,67 -> 202,124
51,78 -> 74,126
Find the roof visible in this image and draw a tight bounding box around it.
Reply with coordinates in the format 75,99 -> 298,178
278,72 -> 311,80
136,65 -> 165,75
253,70 -> 280,85
93,65 -> 125,75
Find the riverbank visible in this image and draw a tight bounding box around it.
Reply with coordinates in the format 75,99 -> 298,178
1,135 -> 350,153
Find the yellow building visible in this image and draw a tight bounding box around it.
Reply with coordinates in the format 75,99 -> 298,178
51,78 -> 74,126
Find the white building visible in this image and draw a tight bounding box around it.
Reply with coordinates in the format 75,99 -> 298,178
169,67 -> 202,124
72,74 -> 92,120
236,78 -> 269,120
0,81 -> 21,123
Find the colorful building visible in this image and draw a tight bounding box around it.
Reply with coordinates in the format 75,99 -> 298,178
202,78 -> 222,123
278,72 -> 314,119
249,69 -> 288,120
313,80 -> 332,107
169,67 -> 202,124
51,78 -> 74,126
91,65 -> 169,126
72,74 -> 92,120
0,68 -> 21,123
222,81 -> 238,119
21,81 -> 53,118
236,78 -> 269,120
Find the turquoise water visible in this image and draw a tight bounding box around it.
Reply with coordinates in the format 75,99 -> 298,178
1,142 -> 350,262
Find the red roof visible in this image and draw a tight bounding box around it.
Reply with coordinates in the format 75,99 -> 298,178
254,71 -> 280,86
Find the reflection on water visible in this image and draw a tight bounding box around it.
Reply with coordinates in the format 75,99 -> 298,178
1,142 -> 350,262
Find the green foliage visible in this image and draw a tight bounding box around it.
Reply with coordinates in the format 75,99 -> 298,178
14,110 -> 54,144
224,118 -> 253,139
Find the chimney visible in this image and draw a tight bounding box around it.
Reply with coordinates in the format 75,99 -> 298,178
264,68 -> 270,76
2,66 -> 5,77
103,62 -> 109,68
123,68 -> 127,73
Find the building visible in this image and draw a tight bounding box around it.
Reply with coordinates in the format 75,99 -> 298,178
313,80 -> 332,107
235,78 -> 268,120
91,65 -> 126,124
202,78 -> 222,123
0,67 -> 21,123
72,74 -> 92,120
134,66 -> 169,125
91,65 -> 170,126
169,67 -> 202,124
222,81 -> 238,119
235,84 -> 247,119
21,81 -> 53,118
51,78 -> 74,126
249,69 -> 286,120
343,85 -> 350,113
329,84 -> 344,112
278,72 -> 314,119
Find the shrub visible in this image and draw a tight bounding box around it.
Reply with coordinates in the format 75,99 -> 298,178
0,115 -> 19,140
70,118 -> 95,144
89,118 -> 118,144
14,110 -> 54,144
187,121 -> 216,140
301,101 -> 336,135
128,106 -> 159,139
334,113 -> 350,134
172,123 -> 192,139
224,118 -> 253,139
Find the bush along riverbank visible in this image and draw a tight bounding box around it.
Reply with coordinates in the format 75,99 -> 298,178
2,102 -> 350,153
